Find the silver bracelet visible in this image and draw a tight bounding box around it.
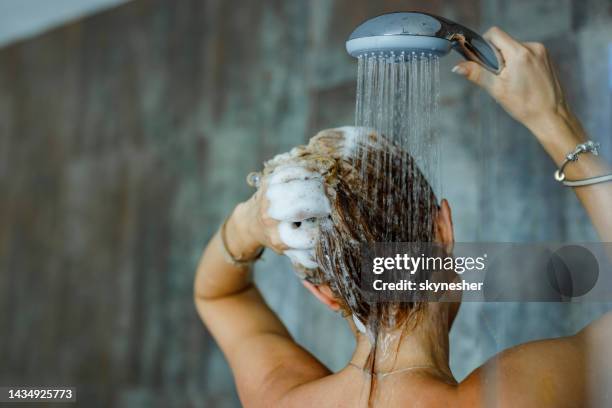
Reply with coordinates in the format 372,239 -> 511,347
554,140 -> 611,187
220,215 -> 264,267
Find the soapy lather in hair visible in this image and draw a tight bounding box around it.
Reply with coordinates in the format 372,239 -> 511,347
260,126 -> 379,277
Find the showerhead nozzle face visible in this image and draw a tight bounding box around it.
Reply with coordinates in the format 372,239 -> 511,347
346,12 -> 504,73
346,36 -> 451,59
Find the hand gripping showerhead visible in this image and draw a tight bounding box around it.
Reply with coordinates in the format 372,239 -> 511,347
346,12 -> 504,74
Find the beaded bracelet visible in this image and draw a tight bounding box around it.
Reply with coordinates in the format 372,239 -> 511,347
554,140 -> 612,187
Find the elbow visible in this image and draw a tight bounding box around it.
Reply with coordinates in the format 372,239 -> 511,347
194,275 -> 255,303
194,287 -> 214,327
193,267 -> 217,303
193,273 -> 213,316
193,280 -> 218,305
193,289 -> 205,305
193,286 -> 223,303
193,287 -> 205,312
193,279 -> 207,302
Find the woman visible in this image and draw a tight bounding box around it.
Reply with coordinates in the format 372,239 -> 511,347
194,27 -> 612,407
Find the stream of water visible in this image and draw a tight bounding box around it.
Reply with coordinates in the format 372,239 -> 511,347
354,51 -> 441,241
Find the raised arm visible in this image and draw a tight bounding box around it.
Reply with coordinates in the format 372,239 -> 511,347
194,186 -> 330,407
453,27 -> 612,241
454,27 -> 612,407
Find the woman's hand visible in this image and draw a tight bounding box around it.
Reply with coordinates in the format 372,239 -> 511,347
226,181 -> 288,259
453,26 -> 612,242
452,27 -> 575,138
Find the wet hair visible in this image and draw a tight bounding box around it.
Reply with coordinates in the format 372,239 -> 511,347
312,128 -> 437,323
264,127 -> 438,330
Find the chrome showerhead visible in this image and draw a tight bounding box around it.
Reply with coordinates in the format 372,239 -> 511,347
346,12 -> 504,74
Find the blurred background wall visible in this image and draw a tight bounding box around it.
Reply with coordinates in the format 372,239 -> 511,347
0,0 -> 129,47
0,0 -> 610,407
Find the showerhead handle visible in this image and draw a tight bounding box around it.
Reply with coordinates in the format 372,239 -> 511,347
435,14 -> 504,74
346,12 -> 505,74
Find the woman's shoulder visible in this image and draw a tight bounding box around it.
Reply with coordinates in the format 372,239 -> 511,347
458,333 -> 588,407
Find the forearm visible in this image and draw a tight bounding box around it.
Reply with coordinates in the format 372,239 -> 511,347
194,205 -> 263,300
194,203 -> 295,363
452,28 -> 612,241
527,110 -> 612,241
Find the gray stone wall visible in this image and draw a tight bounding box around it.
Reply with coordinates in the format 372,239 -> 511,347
0,1 -> 610,407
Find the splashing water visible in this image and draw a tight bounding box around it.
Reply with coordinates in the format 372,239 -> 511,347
354,52 -> 441,243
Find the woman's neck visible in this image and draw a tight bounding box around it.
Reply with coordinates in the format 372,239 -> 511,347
348,304 -> 455,382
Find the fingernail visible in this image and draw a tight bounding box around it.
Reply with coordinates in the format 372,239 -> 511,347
452,65 -> 467,75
